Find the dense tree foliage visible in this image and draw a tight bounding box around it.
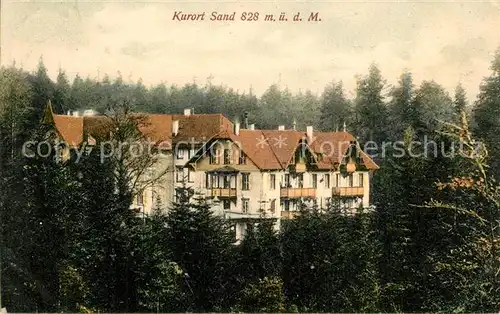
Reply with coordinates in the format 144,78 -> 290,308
0,51 -> 499,312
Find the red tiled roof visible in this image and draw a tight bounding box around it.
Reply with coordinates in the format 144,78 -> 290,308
52,115 -> 84,146
235,130 -> 283,170
309,131 -> 355,169
172,114 -> 234,143
262,130 -> 305,168
136,114 -> 173,144
82,115 -> 113,140
49,108 -> 378,170
52,113 -> 173,147
359,151 -> 379,170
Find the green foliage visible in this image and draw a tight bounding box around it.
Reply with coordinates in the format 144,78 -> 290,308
165,187 -> 236,312
472,48 -> 500,180
237,276 -> 285,313
454,83 -> 468,119
354,63 -> 389,143
1,55 -> 500,313
319,81 -> 352,132
281,208 -> 380,312
59,263 -> 89,312
54,69 -> 71,113
137,260 -> 184,312
411,80 -> 454,137
387,71 -> 414,140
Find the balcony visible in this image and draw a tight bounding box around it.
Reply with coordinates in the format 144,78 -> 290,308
281,211 -> 300,219
280,187 -> 316,198
211,188 -> 237,198
331,187 -> 364,197
225,211 -> 268,220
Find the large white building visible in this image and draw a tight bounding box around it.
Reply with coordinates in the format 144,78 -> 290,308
43,105 -> 378,240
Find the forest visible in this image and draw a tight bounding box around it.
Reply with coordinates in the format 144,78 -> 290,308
0,50 -> 499,313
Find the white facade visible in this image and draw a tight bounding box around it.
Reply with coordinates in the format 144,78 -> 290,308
133,146 -> 373,242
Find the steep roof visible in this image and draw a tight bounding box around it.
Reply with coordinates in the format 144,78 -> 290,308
309,131 -> 355,169
51,113 -> 173,147
171,113 -> 234,143
262,130 -> 306,168
235,129 -> 283,170
82,115 -> 113,140
136,114 -> 173,145
45,104 -> 378,171
52,115 -> 84,146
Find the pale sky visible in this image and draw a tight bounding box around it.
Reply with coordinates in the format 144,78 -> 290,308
2,0 -> 500,101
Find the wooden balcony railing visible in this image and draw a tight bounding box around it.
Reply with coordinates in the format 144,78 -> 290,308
331,187 -> 364,197
211,188 -> 237,198
280,187 -> 316,198
281,211 -> 300,219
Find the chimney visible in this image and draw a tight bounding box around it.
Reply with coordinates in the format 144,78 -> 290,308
249,124 -> 255,130
278,125 -> 285,131
172,120 -> 179,136
67,110 -> 71,116
292,119 -> 297,131
72,111 -> 80,117
235,122 -> 240,135
306,126 -> 313,140
343,121 -> 347,132
244,111 -> 249,129
184,108 -> 191,116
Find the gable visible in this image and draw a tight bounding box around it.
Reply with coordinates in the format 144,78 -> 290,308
187,137 -> 260,171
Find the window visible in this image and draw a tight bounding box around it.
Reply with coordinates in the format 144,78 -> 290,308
270,199 -> 276,213
270,174 -> 276,190
284,174 -> 290,187
348,174 -> 354,187
325,174 -> 330,188
242,199 -> 249,213
224,149 -> 231,165
188,168 -> 194,182
175,189 -> 186,203
298,174 -> 304,188
238,151 -> 247,165
205,173 -> 211,188
137,192 -> 144,206
335,173 -> 340,187
242,173 -> 250,190
230,224 -> 237,239
312,174 -> 317,188
283,200 -> 290,211
223,176 -> 230,189
209,151 -> 216,164
188,148 -> 194,159
223,199 -> 231,210
176,148 -> 184,159
358,173 -> 364,187
176,167 -> 184,182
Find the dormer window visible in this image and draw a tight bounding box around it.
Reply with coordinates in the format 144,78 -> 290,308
176,148 -> 184,159
238,151 -> 247,165
223,149 -> 231,165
